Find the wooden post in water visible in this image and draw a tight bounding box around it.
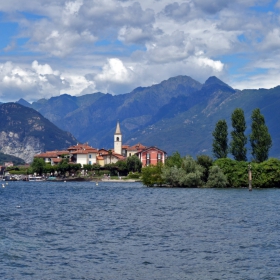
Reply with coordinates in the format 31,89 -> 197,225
248,164 -> 252,191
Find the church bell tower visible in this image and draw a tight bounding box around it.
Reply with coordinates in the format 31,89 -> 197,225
114,120 -> 122,155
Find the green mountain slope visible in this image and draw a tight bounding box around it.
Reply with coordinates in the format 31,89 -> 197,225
128,85 -> 280,159
0,152 -> 25,165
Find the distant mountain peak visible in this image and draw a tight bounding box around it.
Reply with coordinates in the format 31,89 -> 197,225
204,76 -> 231,87
16,98 -> 31,108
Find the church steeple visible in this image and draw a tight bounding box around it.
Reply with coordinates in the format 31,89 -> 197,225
114,120 -> 122,155
115,120 -> 121,135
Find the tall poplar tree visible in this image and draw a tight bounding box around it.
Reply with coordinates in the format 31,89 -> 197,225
250,108 -> 272,162
230,108 -> 247,161
212,119 -> 228,159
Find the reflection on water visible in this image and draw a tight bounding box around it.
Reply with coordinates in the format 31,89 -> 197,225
1,182 -> 280,279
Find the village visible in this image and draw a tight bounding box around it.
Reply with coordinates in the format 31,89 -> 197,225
0,121 -> 167,181
34,121 -> 167,168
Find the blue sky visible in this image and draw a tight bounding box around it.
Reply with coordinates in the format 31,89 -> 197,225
0,0 -> 279,102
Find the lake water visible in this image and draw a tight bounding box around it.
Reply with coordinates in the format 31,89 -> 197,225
1,181 -> 280,280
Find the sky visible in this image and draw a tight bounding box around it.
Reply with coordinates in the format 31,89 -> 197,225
0,0 -> 280,102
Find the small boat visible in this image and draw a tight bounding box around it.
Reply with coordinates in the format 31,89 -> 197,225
28,176 -> 45,182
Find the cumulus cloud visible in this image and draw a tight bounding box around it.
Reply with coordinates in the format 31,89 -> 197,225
0,0 -> 278,99
259,28 -> 280,52
194,0 -> 229,14
17,0 -> 157,56
162,2 -> 191,21
191,55 -> 224,72
0,61 -> 96,102
94,58 -> 135,93
32,60 -> 60,75
118,26 -> 162,44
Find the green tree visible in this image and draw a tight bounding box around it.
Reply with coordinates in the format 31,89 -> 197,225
230,108 -> 247,161
206,166 -> 228,188
196,154 -> 213,183
162,156 -> 204,188
91,163 -> 101,175
115,160 -> 128,176
31,158 -> 46,175
181,156 -> 204,187
250,108 -> 272,162
142,163 -> 164,187
165,151 -> 183,168
44,163 -> 57,175
214,158 -> 248,188
212,119 -> 228,159
161,166 -> 187,187
251,158 -> 280,188
57,159 -> 71,176
127,155 -> 142,172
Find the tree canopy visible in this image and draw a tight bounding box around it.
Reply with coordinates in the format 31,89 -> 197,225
230,108 -> 247,161
250,108 -> 272,162
212,119 -> 228,159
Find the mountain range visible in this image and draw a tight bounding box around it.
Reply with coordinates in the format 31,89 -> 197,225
14,75 -> 280,160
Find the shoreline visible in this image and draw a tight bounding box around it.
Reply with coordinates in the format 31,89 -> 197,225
100,179 -> 141,183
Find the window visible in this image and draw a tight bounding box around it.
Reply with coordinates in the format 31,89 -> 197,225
116,137 -> 119,141
89,154 -> 92,158
146,153 -> 150,166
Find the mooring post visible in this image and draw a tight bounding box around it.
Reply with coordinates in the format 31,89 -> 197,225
248,163 -> 252,191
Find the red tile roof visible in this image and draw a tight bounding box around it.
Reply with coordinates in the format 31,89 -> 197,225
67,143 -> 98,153
52,158 -> 63,163
136,146 -> 167,154
35,151 -> 67,158
128,143 -> 147,151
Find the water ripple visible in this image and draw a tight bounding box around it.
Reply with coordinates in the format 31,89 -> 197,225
1,182 -> 280,279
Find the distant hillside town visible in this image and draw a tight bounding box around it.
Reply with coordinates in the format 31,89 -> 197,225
35,121 -> 167,167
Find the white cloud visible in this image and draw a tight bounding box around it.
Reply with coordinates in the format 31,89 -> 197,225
192,56 -> 224,72
0,61 -> 96,102
194,0 -> 229,14
94,58 -> 135,93
259,28 -> 280,51
32,60 -> 59,75
0,0 -> 278,100
95,58 -> 134,83
162,2 -> 191,21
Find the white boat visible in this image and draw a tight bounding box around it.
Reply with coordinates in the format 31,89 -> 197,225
28,176 -> 45,181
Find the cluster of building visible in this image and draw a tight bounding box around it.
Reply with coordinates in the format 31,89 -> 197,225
35,121 -> 167,167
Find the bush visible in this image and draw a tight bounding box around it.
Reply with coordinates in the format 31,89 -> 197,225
165,151 -> 183,168
214,158 -> 248,188
128,172 -> 141,179
207,166 -> 228,188
214,157 -> 280,188
142,163 -> 164,187
251,158 -> 280,188
161,166 -> 187,187
161,156 -> 203,187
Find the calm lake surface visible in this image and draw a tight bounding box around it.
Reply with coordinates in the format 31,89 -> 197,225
1,181 -> 280,280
